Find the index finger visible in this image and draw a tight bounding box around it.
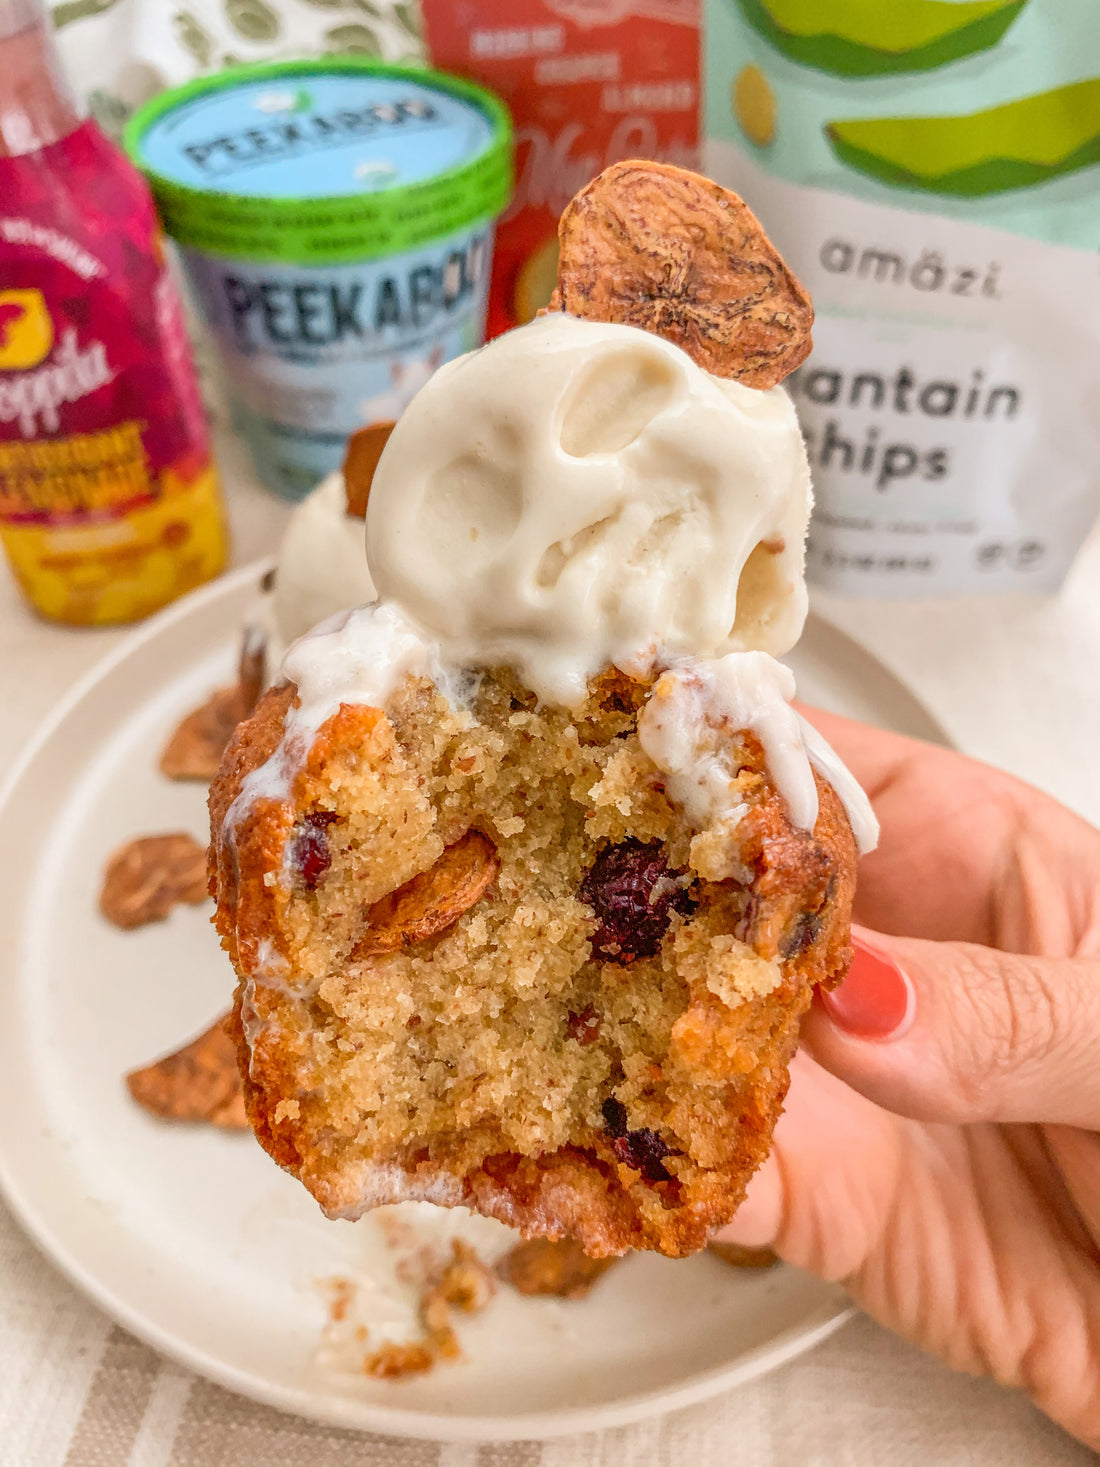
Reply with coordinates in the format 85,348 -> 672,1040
800,707 -> 1100,957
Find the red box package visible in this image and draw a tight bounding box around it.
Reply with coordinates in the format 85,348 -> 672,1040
421,0 -> 700,338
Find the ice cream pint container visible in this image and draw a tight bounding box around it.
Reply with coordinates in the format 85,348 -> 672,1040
126,60 -> 512,500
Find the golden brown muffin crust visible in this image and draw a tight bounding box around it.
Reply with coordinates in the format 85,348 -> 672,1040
210,670 -> 855,1257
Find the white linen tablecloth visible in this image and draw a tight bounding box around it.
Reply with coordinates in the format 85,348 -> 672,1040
2,430 -> 1098,1466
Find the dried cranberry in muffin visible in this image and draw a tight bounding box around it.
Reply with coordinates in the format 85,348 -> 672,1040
290,811 -> 339,890
581,839 -> 694,962
566,1007 -> 601,1045
601,1098 -> 675,1182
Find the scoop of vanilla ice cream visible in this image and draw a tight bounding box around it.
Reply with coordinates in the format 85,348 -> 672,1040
366,314 -> 811,706
272,471 -> 376,652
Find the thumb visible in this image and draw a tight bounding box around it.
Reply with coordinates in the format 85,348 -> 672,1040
802,926 -> 1100,1130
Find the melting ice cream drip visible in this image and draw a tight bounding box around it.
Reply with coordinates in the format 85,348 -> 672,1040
638,652 -> 879,854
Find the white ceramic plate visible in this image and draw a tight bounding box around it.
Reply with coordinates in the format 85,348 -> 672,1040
0,565 -> 947,1442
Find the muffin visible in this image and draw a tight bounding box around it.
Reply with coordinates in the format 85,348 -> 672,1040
209,163 -> 877,1258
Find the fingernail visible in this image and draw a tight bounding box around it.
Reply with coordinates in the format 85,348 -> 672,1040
822,932 -> 914,1040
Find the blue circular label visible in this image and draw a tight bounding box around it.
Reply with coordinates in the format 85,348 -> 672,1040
138,72 -> 495,200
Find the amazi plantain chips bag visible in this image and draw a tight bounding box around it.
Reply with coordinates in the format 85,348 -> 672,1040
706,0 -> 1099,595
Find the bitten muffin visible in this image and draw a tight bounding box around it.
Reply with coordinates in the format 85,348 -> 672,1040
210,663 -> 855,1258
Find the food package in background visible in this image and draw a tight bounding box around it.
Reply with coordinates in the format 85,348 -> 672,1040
46,0 -> 423,135
705,0 -> 1100,597
421,0 -> 699,338
44,0 -> 425,439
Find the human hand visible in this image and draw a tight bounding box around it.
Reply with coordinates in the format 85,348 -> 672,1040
715,710 -> 1100,1448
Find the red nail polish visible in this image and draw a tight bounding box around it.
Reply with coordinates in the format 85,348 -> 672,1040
822,934 -> 913,1040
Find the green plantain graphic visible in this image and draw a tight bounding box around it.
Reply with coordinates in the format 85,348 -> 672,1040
825,77 -> 1100,196
323,22 -> 382,55
735,0 -> 1028,77
172,9 -> 214,66
52,0 -> 122,28
225,0 -> 280,42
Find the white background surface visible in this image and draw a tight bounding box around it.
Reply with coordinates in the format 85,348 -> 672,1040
1,424 -> 1098,1463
